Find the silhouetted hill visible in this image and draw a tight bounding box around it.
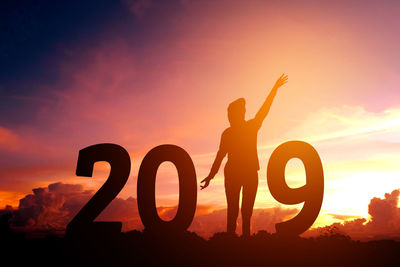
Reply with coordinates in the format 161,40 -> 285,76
1,214 -> 399,266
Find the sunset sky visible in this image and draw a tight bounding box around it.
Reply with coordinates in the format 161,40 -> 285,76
1,0 -> 400,237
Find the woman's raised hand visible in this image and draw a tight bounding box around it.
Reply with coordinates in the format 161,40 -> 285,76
273,73 -> 288,90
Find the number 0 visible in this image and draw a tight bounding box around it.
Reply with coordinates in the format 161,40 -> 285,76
267,141 -> 324,236
137,144 -> 197,232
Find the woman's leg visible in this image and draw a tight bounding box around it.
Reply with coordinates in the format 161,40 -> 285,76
241,171 -> 259,237
225,171 -> 241,234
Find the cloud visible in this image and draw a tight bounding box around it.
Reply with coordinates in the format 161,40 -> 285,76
189,206 -> 299,238
306,189 -> 400,240
8,182 -> 300,238
154,204 -> 298,238
328,214 -> 362,221
368,189 -> 400,232
10,182 -> 143,231
11,183 -> 92,229
255,105 -> 400,157
98,196 -> 142,231
9,182 -> 400,240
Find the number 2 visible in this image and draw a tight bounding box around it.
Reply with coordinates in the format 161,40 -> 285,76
66,143 -> 131,236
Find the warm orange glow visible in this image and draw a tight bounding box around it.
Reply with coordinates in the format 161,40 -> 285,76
0,191 -> 25,208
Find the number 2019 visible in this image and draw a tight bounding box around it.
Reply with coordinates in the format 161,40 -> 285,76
66,141 -> 324,237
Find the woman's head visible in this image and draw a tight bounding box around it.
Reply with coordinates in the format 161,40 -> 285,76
227,98 -> 245,126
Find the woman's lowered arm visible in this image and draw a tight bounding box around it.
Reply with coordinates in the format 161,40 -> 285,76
253,73 -> 288,127
200,149 -> 227,190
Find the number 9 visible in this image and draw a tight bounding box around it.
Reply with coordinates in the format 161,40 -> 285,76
267,141 -> 324,236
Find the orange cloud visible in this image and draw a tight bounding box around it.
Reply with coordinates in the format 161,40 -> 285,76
306,189 -> 400,240
0,191 -> 26,208
6,182 -> 298,237
7,182 -> 400,240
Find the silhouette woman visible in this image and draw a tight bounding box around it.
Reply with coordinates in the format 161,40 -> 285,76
200,74 -> 288,237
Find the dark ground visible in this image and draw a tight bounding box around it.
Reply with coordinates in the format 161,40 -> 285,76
1,214 -> 400,266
